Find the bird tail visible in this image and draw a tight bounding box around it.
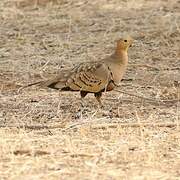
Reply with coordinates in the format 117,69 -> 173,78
18,78 -> 66,93
18,80 -> 44,93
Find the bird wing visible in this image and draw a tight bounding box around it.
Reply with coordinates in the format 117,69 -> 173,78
46,62 -> 112,93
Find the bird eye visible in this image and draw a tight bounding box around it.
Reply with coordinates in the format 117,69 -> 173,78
124,40 -> 127,42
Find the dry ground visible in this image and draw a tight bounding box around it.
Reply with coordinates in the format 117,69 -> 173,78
0,0 -> 180,179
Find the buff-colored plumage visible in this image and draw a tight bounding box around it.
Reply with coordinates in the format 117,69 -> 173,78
22,36 -> 133,106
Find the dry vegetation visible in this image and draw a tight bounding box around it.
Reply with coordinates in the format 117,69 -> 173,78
0,0 -> 180,179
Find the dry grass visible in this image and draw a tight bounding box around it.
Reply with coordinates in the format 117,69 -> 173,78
0,0 -> 180,179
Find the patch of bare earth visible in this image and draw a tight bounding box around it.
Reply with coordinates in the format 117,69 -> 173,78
0,0 -> 180,179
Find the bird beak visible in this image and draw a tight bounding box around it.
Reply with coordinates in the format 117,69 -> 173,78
129,38 -> 134,47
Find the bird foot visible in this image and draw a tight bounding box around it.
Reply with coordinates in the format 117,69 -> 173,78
80,98 -> 86,108
98,102 -> 103,109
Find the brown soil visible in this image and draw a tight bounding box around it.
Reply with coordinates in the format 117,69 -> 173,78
0,0 -> 180,179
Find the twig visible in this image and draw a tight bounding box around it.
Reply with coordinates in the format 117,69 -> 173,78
13,149 -> 50,156
91,122 -> 178,129
114,89 -> 155,101
62,121 -> 89,131
114,89 -> 179,104
129,63 -> 180,71
0,124 -> 63,130
0,122 -> 178,131
129,64 -> 160,70
0,122 -> 87,131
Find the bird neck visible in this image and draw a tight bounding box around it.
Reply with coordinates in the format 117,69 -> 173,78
112,49 -> 128,65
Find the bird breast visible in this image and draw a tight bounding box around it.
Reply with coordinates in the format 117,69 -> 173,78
108,62 -> 128,85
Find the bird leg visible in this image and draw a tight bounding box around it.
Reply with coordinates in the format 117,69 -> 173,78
80,91 -> 88,107
94,92 -> 103,107
80,91 -> 88,98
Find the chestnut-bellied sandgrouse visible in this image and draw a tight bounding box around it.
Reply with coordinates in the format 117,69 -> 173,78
21,36 -> 133,106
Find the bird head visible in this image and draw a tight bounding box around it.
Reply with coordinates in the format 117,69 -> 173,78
116,36 -> 133,52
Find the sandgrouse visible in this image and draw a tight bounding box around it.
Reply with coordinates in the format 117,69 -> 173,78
22,36 -> 133,106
